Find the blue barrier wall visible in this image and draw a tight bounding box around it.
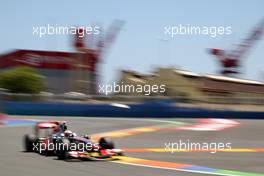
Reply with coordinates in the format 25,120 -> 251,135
2,100 -> 264,119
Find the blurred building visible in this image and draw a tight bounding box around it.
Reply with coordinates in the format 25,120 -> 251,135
118,67 -> 264,102
0,21 -> 123,95
0,49 -> 95,94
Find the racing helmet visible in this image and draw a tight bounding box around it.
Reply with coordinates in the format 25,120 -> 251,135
64,130 -> 73,137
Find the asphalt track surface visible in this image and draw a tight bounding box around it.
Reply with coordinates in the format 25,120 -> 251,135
1,116 -> 264,176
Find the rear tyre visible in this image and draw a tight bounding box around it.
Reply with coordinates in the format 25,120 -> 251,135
57,150 -> 67,160
24,134 -> 36,152
56,138 -> 70,160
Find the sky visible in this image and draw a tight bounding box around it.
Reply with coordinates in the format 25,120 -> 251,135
0,0 -> 264,84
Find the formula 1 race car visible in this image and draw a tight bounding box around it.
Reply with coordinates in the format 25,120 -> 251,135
55,132 -> 123,161
23,121 -> 123,160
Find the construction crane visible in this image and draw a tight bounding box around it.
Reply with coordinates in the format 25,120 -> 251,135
73,20 -> 124,94
74,20 -> 124,71
209,18 -> 264,76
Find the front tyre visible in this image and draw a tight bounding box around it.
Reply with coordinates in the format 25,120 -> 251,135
99,137 -> 115,149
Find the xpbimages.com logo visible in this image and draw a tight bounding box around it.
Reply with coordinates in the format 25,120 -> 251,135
164,140 -> 232,154
32,24 -> 101,38
164,24 -> 232,38
98,82 -> 166,95
32,140 -> 99,153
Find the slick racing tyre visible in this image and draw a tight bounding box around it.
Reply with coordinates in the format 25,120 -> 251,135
24,134 -> 36,152
99,137 -> 115,149
56,138 -> 70,160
